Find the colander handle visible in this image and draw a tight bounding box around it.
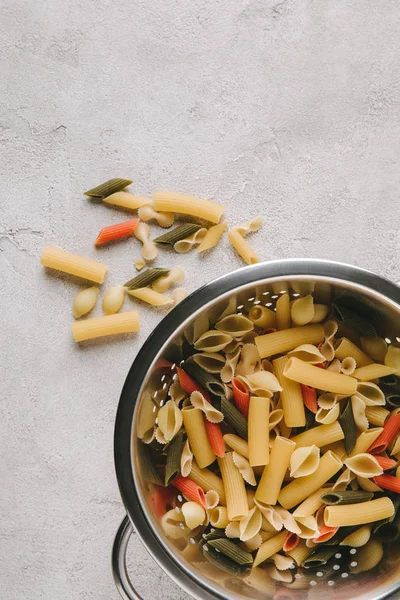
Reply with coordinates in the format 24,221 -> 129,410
112,516 -> 144,600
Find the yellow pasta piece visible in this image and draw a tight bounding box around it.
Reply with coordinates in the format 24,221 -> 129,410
248,305 -> 276,329
197,221 -> 227,252
138,204 -> 174,227
134,221 -> 158,261
343,454 -> 383,478
340,524 -> 372,547
385,345 -> 400,374
287,344 -> 326,364
255,325 -> 324,359
180,439 -> 193,477
253,531 -> 286,567
349,428 -> 384,457
334,338 -> 373,367
287,540 -> 313,566
273,356 -> 306,427
292,422 -> 344,449
290,445 -> 320,478
182,407 -> 215,469
248,397 -> 270,466
157,400 -> 183,441
390,435 -> 400,457
292,487 -> 329,518
365,406 -> 390,427
360,336 -> 388,363
278,451 -> 342,510
255,436 -> 296,505
310,304 -> 330,323
218,452 -> 248,521
127,287 -> 173,307
228,229 -> 259,265
152,266 -> 185,293
153,191 -> 224,224
209,506 -> 229,528
71,310 -> 140,342
189,462 -> 226,504
232,452 -> 256,486
353,363 -> 397,381
284,357 -> 357,395
321,440 -> 346,461
223,434 -> 249,459
103,192 -> 150,210
41,246 -> 108,283
325,497 -> 394,527
181,501 -> 206,529
291,295 -> 314,326
275,293 -> 291,330
350,538 -> 384,574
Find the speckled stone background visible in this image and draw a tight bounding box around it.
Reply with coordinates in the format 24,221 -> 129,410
2,0 -> 400,598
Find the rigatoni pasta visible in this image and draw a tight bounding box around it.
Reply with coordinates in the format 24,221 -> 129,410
41,246 -> 108,283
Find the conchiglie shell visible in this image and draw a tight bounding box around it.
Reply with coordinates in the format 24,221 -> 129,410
194,330 -> 233,352
215,314 -> 254,338
310,304 -> 330,323
102,285 -> 125,315
350,538 -> 384,574
239,506 -> 262,541
315,404 -> 340,425
181,501 -> 206,529
351,395 -> 369,431
288,344 -> 326,364
290,446 -> 320,478
291,295 -> 314,326
73,286 -> 99,318
161,508 -> 190,539
340,524 -> 372,548
157,400 -> 183,441
344,453 -> 383,478
246,371 -> 282,394
192,352 -> 226,374
353,382 -> 385,406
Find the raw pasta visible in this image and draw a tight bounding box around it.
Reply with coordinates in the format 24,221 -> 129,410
41,246 -> 108,283
72,310 -> 140,342
153,191 -> 224,224
197,222 -> 227,252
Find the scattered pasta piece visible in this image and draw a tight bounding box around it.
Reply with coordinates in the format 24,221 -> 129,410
127,287 -> 173,307
153,191 -> 224,224
174,228 -> 207,253
134,221 -> 158,261
152,266 -> 185,293
41,246 -> 108,283
197,222 -> 227,253
71,310 -> 140,342
138,204 -> 175,228
228,228 -> 259,265
135,258 -> 146,271
102,285 -> 125,315
73,286 -> 99,318
103,192 -> 151,211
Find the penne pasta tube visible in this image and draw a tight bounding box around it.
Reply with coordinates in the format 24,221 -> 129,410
255,436 -> 296,505
248,305 -> 276,329
41,246 -> 108,283
197,222 -> 227,252
353,364 -> 397,382
127,287 -> 173,307
103,192 -> 150,210
248,396 -> 270,466
182,408 -> 215,469
275,293 -> 291,330
278,451 -> 343,510
291,422 -> 344,449
218,452 -> 248,521
324,497 -> 395,527
189,462 -> 226,504
223,434 -> 249,459
253,531 -> 286,567
273,356 -> 306,427
286,540 -> 313,566
228,229 -> 259,265
365,406 -> 390,427
255,325 -> 324,359
283,357 -> 357,395
334,338 -> 373,367
153,191 -> 224,224
293,487 -> 329,518
71,310 -> 139,342
349,428 -> 384,457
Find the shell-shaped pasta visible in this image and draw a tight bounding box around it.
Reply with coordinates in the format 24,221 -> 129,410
344,453 -> 383,478
194,330 -> 233,352
161,508 -> 190,539
264,565 -> 293,583
192,352 -> 226,374
181,501 -> 206,529
360,335 -> 388,363
268,554 -> 295,571
169,381 -> 186,405
291,295 -> 315,326
137,204 -> 175,228
327,359 -> 342,373
254,500 -> 283,531
174,228 -> 207,253
244,533 -> 263,551
310,304 -> 330,324
190,391 -> 224,423
155,426 -> 169,444
340,524 -> 372,547
215,314 -> 254,339
102,285 -> 125,315
239,506 -> 262,541
290,446 -> 320,478
225,521 -> 240,539
317,392 -> 343,409
294,516 -> 319,539
385,345 -> 400,374
261,359 -> 274,373
245,371 -> 282,394
73,286 -> 99,318
320,320 -> 339,361
287,344 -> 326,364
324,320 -> 339,339
291,281 -> 315,295
274,508 -> 301,535
269,409 -> 284,430
137,391 -> 158,443
232,452 -> 256,486
180,439 -> 193,477
357,476 -> 382,493
315,404 -> 340,424
205,491 -> 219,510
157,400 -> 183,441
187,312 -> 210,345
351,395 -> 369,431
350,538 -> 383,574
152,266 -> 185,293
354,382 -> 385,406
235,216 -> 263,236
134,221 -> 158,261
221,347 -> 242,383
235,344 -> 261,377
331,468 -> 355,491
340,356 -> 357,375
209,296 -> 237,323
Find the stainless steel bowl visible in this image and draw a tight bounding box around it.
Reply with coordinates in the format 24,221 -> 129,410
113,259 -> 400,600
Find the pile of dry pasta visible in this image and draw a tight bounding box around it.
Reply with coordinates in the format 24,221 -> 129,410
137,289 -> 400,587
40,179 -> 262,343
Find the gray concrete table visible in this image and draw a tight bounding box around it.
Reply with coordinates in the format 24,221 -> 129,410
2,1 -> 400,599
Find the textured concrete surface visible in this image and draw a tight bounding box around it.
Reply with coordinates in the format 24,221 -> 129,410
2,1 -> 400,598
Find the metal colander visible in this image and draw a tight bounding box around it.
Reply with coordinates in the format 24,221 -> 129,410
113,259 -> 400,600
